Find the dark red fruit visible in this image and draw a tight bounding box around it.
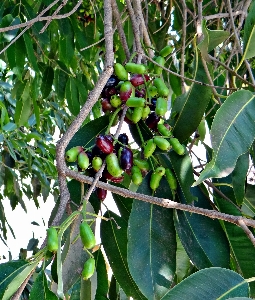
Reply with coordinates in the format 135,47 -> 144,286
119,147 -> 133,171
101,98 -> 113,113
145,112 -> 160,131
130,74 -> 150,87
104,75 -> 120,88
105,134 -> 114,143
96,188 -> 107,201
150,98 -> 157,111
135,89 -> 146,98
102,87 -> 117,98
120,81 -> 133,101
102,169 -> 124,183
96,135 -> 114,154
92,145 -> 106,159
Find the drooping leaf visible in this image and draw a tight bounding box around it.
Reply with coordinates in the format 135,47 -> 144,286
232,152 -> 249,206
23,33 -> 39,72
41,66 -> 54,99
175,234 -> 191,283
195,90 -> 255,185
58,18 -> 75,66
65,77 -> 80,116
242,184 -> 255,218
243,1 -> 255,59
175,186 -> 230,270
170,55 -> 212,142
161,268 -> 249,299
29,270 -> 58,300
101,211 -> 146,300
14,80 -> 32,126
94,249 -> 109,300
127,174 -> 176,300
54,68 -> 69,101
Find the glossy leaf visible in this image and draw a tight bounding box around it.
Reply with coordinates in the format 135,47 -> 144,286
162,268 -> 249,299
170,55 -> 212,142
242,184 -> 255,218
58,19 -> 75,66
175,234 -> 190,283
195,90 -> 255,185
65,77 -> 80,116
94,249 -> 109,300
41,66 -> 54,99
23,33 -> 39,72
101,211 -> 146,300
127,174 -> 176,300
29,270 -> 58,300
243,1 -> 255,59
14,80 -> 31,126
54,68 -> 69,101
175,186 -> 230,270
232,152 -> 249,206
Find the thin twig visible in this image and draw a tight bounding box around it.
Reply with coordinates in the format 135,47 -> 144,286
180,0 -> 187,94
203,10 -> 246,21
196,0 -> 203,43
238,219 -> 255,247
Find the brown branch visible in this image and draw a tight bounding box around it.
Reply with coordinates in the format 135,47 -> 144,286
238,219 -> 255,247
203,10 -> 246,21
180,0 -> 187,94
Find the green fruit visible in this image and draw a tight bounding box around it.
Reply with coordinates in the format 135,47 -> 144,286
150,171 -> 162,191
110,95 -> 122,108
154,56 -> 165,75
165,168 -> 177,190
114,63 -> 128,80
159,45 -> 172,57
133,158 -> 150,172
142,106 -> 151,120
80,222 -> 96,249
46,227 -> 58,253
125,63 -> 146,74
132,107 -> 143,123
106,153 -> 123,177
131,166 -> 143,185
155,166 -> 165,176
153,78 -> 169,98
82,258 -> 95,280
144,139 -> 156,159
154,137 -> 171,151
65,146 -> 83,162
92,156 -> 103,171
126,97 -> 145,107
77,151 -> 90,170
155,97 -> 167,116
169,138 -> 185,155
148,86 -> 158,97
157,124 -> 172,137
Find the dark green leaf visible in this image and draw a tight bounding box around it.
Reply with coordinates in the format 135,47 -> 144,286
41,66 -> 54,99
65,77 -> 80,116
162,268 -> 249,299
54,68 -> 69,101
112,191 -> 133,222
170,55 -> 212,142
195,90 -> 255,185
23,33 -> 39,72
175,186 -> 230,269
127,174 -> 176,300
29,271 -> 58,300
242,184 -> 255,217
243,0 -> 255,59
101,211 -> 146,300
94,249 -> 109,300
58,19 -> 75,66
14,80 -> 31,126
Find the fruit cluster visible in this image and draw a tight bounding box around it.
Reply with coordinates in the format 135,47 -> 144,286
65,45 -> 184,197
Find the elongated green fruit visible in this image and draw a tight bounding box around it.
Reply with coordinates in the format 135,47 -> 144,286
82,258 -> 95,280
80,222 -> 96,249
65,146 -> 83,162
144,139 -> 156,159
155,166 -> 165,176
114,63 -> 128,80
106,153 -> 123,177
131,166 -> 143,185
155,97 -> 167,116
154,137 -> 171,151
92,156 -> 103,172
126,97 -> 145,107
77,151 -> 90,170
132,107 -> 143,123
133,158 -> 150,172
142,106 -> 151,120
125,63 -> 146,74
157,124 -> 172,137
159,45 -> 172,57
169,138 -> 185,155
165,168 -> 177,190
47,227 -> 58,252
154,56 -> 165,75
153,78 -> 169,98
150,171 -> 163,191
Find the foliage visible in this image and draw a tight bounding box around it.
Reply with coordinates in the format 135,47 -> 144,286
1,0 -> 255,299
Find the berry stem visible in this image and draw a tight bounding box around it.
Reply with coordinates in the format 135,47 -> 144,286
105,107 -> 122,134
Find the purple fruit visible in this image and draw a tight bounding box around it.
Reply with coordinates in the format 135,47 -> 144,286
101,98 -> 113,113
96,188 -> 107,201
96,135 -> 114,154
119,147 -> 133,171
130,74 -> 150,87
104,75 -> 120,88
145,112 -> 160,131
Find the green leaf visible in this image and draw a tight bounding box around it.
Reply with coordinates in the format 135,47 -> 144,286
232,152 -> 249,206
65,77 -> 80,116
58,19 -> 75,66
1,15 -> 20,42
175,186 -> 230,270
23,33 -> 39,72
14,80 -> 31,126
29,271 -> 58,300
243,1 -> 255,59
175,234 -> 191,283
242,184 -> 255,218
101,211 -> 146,300
215,197 -> 255,296
161,268 -> 249,299
170,55 -> 212,142
2,122 -> 17,131
127,174 -> 176,300
94,249 -> 109,300
54,68 -> 69,101
41,66 -> 54,99
195,90 -> 255,185
0,260 -> 28,299
6,36 -> 26,74
112,191 -> 133,222
67,115 -> 109,150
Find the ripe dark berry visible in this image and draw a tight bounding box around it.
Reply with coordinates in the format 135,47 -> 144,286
96,188 -> 107,201
101,98 -> 113,113
145,112 -> 160,131
130,74 -> 150,87
119,147 -> 133,171
118,133 -> 129,145
96,135 -> 114,154
102,170 -> 124,183
92,145 -> 106,159
135,88 -> 146,98
102,87 -> 117,98
150,98 -> 157,111
104,75 -> 120,88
